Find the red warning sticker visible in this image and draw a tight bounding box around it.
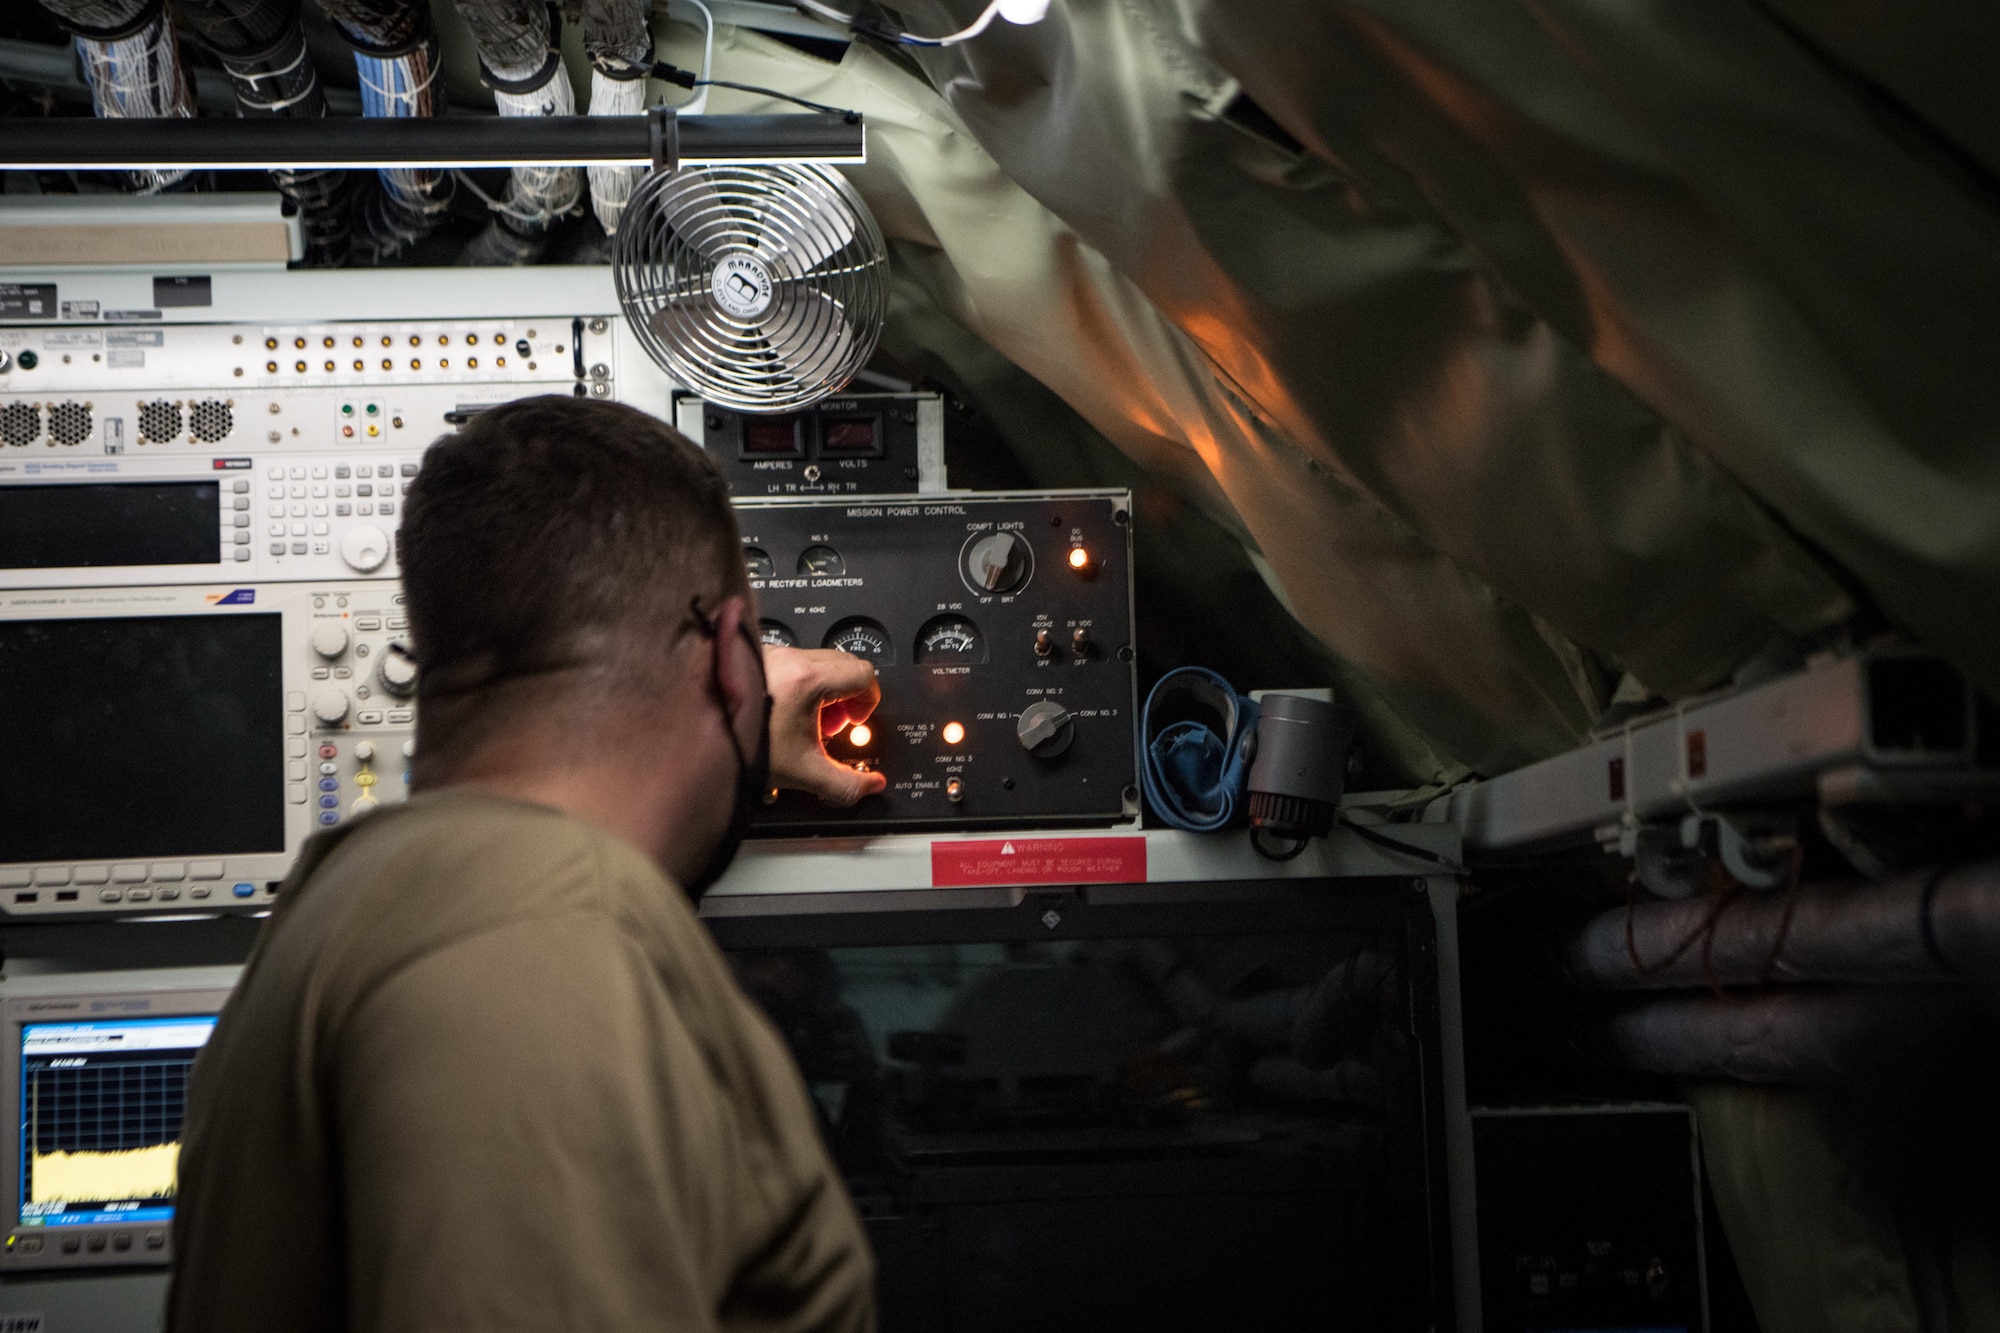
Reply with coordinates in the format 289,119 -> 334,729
931,837 -> 1148,887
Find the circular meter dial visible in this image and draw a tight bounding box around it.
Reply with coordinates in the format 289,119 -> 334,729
743,546 -> 775,580
823,617 -> 894,664
915,614 -> 987,665
797,545 -> 846,577
758,619 -> 798,648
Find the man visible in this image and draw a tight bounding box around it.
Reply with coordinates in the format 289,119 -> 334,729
169,396 -> 887,1332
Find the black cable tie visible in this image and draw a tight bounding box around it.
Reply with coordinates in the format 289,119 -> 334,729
480,44 -> 564,95
194,23 -> 309,70
54,0 -> 167,45
1919,864 -> 1962,976
336,14 -> 435,62
592,56 -> 654,81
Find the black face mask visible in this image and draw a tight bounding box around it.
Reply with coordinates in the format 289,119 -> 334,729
684,619 -> 772,901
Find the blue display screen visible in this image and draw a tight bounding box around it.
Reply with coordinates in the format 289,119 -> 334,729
18,1015 -> 217,1229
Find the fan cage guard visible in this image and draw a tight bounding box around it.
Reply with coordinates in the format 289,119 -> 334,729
46,402 -> 92,447
614,164 -> 889,413
190,399 -> 234,443
138,399 -> 181,443
0,403 -> 39,448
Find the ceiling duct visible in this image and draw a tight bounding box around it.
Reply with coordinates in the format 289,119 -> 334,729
316,0 -> 455,262
36,0 -> 196,195
173,0 -> 349,266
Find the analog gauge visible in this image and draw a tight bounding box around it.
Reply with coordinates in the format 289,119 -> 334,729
915,614 -> 987,665
823,617 -> 894,663
798,544 -> 846,577
743,546 -> 775,580
758,619 -> 798,648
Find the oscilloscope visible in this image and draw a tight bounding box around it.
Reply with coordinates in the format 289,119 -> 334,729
0,967 -> 240,1270
0,581 -> 415,918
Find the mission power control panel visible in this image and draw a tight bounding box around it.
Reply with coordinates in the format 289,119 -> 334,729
738,490 -> 1139,835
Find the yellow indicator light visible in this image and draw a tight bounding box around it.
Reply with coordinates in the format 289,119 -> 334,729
439,357 -> 450,369
942,721 -> 966,745
466,333 -> 480,345
293,337 -> 305,349
380,335 -> 391,347
366,424 -> 379,437
381,359 -> 393,371
438,334 -> 450,346
323,360 -> 335,372
355,771 -> 376,788
410,358 -> 421,370
294,360 -> 306,373
409,335 -> 420,347
352,336 -> 363,348
1068,546 -> 1091,570
265,361 -> 277,373
352,359 -> 363,371
467,356 -> 479,368
264,337 -> 277,350
495,356 -> 507,367
322,336 -> 335,348
848,724 -> 873,747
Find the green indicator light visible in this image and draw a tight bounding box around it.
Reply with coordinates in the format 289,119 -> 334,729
365,403 -> 379,415
341,403 -> 353,415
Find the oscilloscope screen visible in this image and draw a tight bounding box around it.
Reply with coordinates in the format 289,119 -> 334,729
17,1016 -> 217,1229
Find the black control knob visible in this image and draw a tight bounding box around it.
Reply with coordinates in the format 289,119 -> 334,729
963,531 -> 1032,595
1016,701 -> 1074,757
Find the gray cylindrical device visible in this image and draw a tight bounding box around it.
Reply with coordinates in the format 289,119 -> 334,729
1246,693 -> 1354,843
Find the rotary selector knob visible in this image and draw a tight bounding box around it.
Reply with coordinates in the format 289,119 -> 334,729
339,523 -> 390,574
1016,701 -> 1074,757
309,621 -> 349,660
962,531 -> 1033,595
376,643 -> 418,698
309,686 -> 351,726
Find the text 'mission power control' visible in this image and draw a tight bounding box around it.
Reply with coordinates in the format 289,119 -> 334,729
737,491 -> 1138,835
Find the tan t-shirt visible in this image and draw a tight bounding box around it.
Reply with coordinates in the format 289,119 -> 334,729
168,789 -> 875,1333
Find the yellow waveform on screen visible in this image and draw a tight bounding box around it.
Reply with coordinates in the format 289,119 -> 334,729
29,1144 -> 179,1206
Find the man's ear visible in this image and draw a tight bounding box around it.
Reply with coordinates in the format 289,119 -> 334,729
707,595 -> 762,727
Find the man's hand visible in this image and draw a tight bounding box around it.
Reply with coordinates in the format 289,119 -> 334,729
763,645 -> 889,805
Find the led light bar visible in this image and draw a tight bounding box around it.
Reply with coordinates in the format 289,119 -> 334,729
0,112 -> 865,173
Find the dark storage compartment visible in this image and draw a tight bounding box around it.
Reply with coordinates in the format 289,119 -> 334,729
708,879 -> 1453,1332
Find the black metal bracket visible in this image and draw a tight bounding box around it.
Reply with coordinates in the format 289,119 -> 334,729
648,105 -> 680,174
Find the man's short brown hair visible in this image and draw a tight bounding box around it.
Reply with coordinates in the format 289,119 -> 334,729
399,395 -> 746,782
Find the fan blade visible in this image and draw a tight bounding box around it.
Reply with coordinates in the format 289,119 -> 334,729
658,171 -> 744,265
753,196 -> 858,277
758,287 -> 857,380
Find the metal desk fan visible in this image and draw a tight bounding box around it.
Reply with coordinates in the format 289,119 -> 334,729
612,162 -> 890,413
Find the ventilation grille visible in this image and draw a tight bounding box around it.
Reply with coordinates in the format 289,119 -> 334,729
0,402 -> 39,448
189,399 -> 232,443
138,399 -> 182,443
46,401 -> 91,447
